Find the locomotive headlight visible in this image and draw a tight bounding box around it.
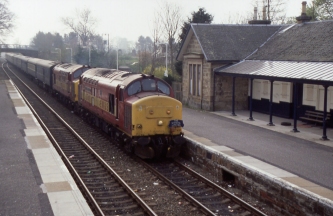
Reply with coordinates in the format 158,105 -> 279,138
157,120 -> 163,126
166,110 -> 171,115
137,124 -> 142,128
149,110 -> 154,115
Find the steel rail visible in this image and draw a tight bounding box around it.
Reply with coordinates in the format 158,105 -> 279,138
173,159 -> 267,216
4,62 -> 157,216
137,157 -> 216,216
2,62 -> 105,215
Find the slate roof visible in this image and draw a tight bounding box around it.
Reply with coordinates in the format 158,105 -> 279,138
215,60 -> 333,85
247,20 -> 333,62
177,24 -> 284,62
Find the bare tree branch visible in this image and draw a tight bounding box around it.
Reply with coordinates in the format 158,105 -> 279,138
159,2 -> 182,76
62,8 -> 97,46
0,0 -> 14,43
150,12 -> 162,75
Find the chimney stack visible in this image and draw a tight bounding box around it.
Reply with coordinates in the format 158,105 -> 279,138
253,7 -> 258,20
296,1 -> 312,23
248,6 -> 271,25
302,1 -> 307,15
263,6 -> 267,20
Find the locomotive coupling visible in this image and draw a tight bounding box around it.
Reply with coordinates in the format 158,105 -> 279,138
137,137 -> 151,146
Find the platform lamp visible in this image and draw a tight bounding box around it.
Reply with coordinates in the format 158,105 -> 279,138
66,48 -> 72,63
55,48 -> 61,62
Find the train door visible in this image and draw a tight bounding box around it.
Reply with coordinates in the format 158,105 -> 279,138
115,85 -> 124,121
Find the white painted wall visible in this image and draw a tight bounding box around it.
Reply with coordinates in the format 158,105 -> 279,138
303,84 -> 333,111
249,79 -> 292,103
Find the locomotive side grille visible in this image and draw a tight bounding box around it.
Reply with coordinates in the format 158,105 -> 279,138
124,104 -> 132,130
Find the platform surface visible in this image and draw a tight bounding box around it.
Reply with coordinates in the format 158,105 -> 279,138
0,74 -> 93,215
182,107 -> 333,201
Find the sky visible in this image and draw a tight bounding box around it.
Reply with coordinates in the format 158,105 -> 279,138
7,0 -> 305,46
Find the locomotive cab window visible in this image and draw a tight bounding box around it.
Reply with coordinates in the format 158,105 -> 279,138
142,79 -> 156,91
157,81 -> 170,95
127,81 -> 141,96
73,68 -> 89,79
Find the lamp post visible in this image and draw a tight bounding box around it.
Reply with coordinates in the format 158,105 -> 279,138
66,48 -> 72,63
164,43 -> 168,77
55,48 -> 61,61
88,41 -> 91,66
117,49 -> 121,70
104,34 -> 109,53
158,43 -> 168,77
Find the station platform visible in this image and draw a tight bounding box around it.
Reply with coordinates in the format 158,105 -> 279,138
1,62 -> 332,214
182,107 -> 333,203
0,78 -> 93,215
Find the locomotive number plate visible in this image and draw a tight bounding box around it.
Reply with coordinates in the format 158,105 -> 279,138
168,120 -> 184,128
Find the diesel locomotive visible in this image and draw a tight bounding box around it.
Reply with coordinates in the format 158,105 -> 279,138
5,53 -> 185,159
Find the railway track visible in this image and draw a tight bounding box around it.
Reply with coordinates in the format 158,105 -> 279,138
2,62 -> 155,216
3,61 -> 272,216
138,158 -> 267,216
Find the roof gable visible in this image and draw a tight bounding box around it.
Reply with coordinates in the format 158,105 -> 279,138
177,24 -> 283,62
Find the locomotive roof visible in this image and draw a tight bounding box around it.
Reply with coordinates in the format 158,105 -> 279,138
28,58 -> 59,67
81,68 -> 146,84
54,63 -> 88,72
81,68 -> 165,90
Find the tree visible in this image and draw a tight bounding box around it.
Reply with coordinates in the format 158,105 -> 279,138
0,0 -> 14,43
62,8 -> 97,46
150,13 -> 163,75
136,36 -> 153,73
179,8 -> 214,44
30,31 -> 64,61
159,2 -> 182,77
307,0 -> 333,20
177,8 -> 214,77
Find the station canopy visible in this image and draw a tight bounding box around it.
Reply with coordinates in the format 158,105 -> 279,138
215,60 -> 333,86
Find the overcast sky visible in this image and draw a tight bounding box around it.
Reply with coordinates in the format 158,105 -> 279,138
7,0 -> 305,46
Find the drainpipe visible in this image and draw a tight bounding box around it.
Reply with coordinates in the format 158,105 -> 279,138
248,78 -> 254,121
292,82 -> 299,132
267,80 -> 275,126
232,77 -> 236,116
213,70 -> 215,111
322,85 -> 329,140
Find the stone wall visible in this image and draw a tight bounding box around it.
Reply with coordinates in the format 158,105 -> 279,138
214,75 -> 249,111
181,34 -> 249,111
182,138 -> 333,215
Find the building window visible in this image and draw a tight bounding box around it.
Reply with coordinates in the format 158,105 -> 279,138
189,63 -> 202,96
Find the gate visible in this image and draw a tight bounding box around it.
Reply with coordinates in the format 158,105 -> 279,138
172,82 -> 182,102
